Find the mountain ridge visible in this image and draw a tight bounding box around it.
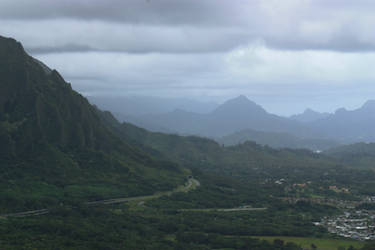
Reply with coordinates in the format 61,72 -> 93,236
309,100 -> 375,142
123,95 -> 319,139
121,95 -> 375,146
0,35 -> 185,212
290,108 -> 330,123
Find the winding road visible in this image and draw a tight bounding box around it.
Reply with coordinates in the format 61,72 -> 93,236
85,177 -> 200,205
0,177 -> 266,218
0,177 -> 200,218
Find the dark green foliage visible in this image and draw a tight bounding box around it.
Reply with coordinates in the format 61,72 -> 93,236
106,120 -> 375,198
325,143 -> 375,169
147,170 -> 270,209
360,242 -> 375,250
0,206 -> 307,250
217,128 -> 338,150
0,36 -> 185,212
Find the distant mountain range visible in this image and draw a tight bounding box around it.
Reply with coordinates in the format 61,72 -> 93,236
88,95 -> 218,118
290,108 -> 330,123
124,95 -> 318,137
308,100 -> 375,143
110,95 -> 375,150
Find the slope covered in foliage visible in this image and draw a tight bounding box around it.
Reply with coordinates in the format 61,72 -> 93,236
98,117 -> 375,198
0,36 -> 185,213
325,142 -> 375,169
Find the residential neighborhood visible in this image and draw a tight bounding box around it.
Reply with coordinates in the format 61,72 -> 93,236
315,197 -> 375,240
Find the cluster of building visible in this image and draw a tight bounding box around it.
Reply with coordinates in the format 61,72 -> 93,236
315,198 -> 375,240
280,197 -> 359,209
272,177 -> 375,240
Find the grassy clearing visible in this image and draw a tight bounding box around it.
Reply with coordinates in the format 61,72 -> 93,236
253,236 -> 364,250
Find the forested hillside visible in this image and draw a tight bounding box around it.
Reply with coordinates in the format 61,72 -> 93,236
0,36 -> 185,213
325,143 -> 375,169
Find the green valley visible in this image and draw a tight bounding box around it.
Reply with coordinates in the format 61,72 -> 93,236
1,35 -> 375,250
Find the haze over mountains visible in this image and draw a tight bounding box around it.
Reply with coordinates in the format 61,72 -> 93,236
290,109 -> 330,123
88,95 -> 218,117
93,95 -> 316,136
90,94 -> 375,150
309,100 -> 375,143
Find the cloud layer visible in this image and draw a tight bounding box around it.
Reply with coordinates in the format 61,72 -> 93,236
2,0 -> 375,53
1,0 -> 375,115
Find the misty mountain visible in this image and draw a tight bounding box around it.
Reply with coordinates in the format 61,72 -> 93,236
217,128 -> 339,151
87,95 -> 218,119
308,100 -> 375,143
125,95 -> 320,138
123,95 -> 375,146
290,108 -> 330,123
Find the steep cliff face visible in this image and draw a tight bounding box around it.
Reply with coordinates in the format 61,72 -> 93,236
0,35 -> 125,155
0,36 -> 184,212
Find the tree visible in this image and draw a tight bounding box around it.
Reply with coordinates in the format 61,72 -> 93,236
273,239 -> 284,248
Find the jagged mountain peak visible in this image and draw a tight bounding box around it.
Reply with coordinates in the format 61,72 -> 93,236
0,35 -> 186,211
290,108 -> 330,123
225,95 -> 255,105
304,108 -> 318,114
213,95 -> 266,116
0,35 -> 122,153
0,35 -> 27,61
334,107 -> 347,114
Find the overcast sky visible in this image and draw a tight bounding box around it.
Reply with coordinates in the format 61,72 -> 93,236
1,0 -> 375,115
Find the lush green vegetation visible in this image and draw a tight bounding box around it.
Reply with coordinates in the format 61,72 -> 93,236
217,128 -> 338,150
325,143 -> 375,170
253,236 -> 364,250
0,36 -> 185,213
0,203 -> 331,250
1,36 -> 375,249
109,121 -> 375,199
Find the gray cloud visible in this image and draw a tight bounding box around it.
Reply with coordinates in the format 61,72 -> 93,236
1,20 -> 252,54
1,0 -> 375,115
266,36 -> 375,53
27,44 -> 94,54
2,0 -> 375,53
0,0 -> 247,26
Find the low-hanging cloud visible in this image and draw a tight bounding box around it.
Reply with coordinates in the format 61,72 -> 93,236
1,0 -> 375,115
1,0 -> 375,53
